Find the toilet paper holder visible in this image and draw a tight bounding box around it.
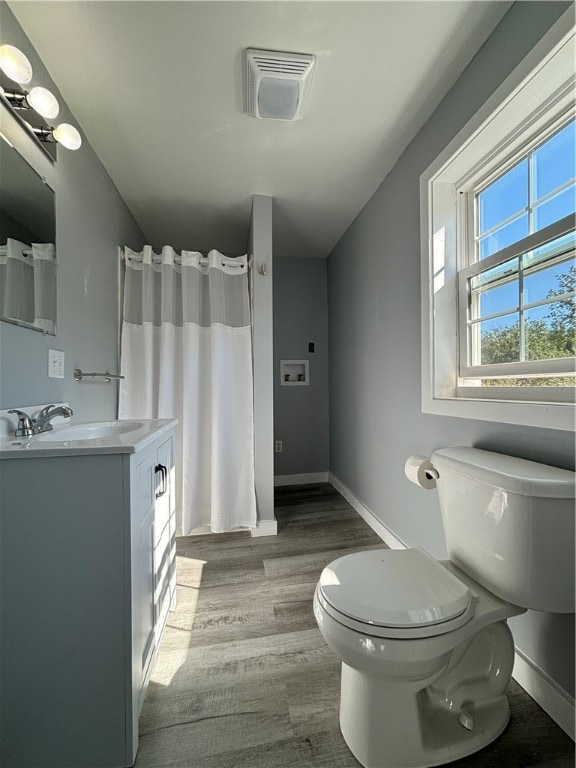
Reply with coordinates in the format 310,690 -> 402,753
404,455 -> 439,490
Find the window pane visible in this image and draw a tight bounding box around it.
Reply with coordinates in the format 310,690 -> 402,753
533,184 -> 576,231
525,304 -> 575,360
471,256 -> 519,291
533,184 -> 576,232
527,231 -> 576,271
478,159 -> 528,235
479,214 -> 529,259
523,255 -> 575,306
474,314 -> 519,365
472,279 -> 518,319
533,120 -> 576,201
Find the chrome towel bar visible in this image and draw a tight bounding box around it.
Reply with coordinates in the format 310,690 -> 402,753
74,368 -> 125,382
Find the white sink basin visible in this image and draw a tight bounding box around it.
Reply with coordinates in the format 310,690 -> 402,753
35,421 -> 145,442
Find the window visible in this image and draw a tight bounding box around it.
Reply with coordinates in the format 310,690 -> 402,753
421,10 -> 575,430
459,119 -> 575,385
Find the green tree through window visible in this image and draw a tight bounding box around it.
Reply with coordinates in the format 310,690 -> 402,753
481,265 -> 575,386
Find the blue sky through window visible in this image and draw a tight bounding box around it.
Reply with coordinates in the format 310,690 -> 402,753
534,185 -> 576,230
474,118 -> 575,337
524,258 -> 574,305
477,119 -> 575,258
479,215 -> 528,259
478,160 -> 527,235
533,121 -> 575,199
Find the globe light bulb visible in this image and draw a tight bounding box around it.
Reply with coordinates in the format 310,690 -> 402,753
53,123 -> 82,150
0,45 -> 32,85
27,86 -> 59,119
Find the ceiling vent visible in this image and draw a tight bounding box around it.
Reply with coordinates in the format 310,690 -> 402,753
246,48 -> 315,121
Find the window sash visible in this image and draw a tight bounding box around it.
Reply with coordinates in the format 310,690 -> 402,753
462,110 -> 575,268
458,214 -> 575,379
475,176 -> 575,243
473,118 -> 575,246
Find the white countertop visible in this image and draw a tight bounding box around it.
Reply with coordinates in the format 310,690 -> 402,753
0,419 -> 178,459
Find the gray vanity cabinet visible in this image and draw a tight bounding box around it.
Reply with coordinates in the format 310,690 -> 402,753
0,425 -> 176,768
130,434 -> 177,748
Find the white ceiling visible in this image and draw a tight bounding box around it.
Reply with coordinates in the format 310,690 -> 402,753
10,1 -> 511,258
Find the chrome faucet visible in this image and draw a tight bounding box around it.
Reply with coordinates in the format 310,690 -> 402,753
8,405 -> 73,437
33,405 -> 73,434
8,410 -> 35,437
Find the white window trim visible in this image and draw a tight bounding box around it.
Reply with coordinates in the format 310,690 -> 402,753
420,8 -> 575,432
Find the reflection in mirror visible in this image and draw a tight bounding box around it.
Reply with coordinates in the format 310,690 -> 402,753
0,136 -> 56,334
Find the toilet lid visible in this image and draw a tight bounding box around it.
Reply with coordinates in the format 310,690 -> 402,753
319,548 -> 472,629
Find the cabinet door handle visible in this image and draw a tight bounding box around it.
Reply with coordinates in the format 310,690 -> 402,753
155,464 -> 168,498
154,464 -> 162,498
162,465 -> 168,496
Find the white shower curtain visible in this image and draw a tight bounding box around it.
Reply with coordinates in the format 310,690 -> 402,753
119,245 -> 257,534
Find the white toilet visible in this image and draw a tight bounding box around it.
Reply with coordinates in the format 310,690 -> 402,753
313,447 -> 575,768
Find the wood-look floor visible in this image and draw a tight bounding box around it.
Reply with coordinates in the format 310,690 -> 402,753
135,484 -> 575,768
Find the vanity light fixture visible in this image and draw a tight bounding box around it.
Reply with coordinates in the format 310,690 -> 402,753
0,43 -> 82,156
27,86 -> 59,119
33,122 -> 82,150
52,122 -> 81,150
2,85 -> 60,119
0,44 -> 32,84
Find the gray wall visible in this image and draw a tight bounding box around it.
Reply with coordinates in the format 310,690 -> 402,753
0,4 -> 144,419
0,210 -> 42,245
248,195 -> 275,522
273,257 -> 329,476
327,1 -> 574,697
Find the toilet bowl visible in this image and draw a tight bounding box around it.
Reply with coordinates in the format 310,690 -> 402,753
313,549 -> 524,768
313,448 -> 575,768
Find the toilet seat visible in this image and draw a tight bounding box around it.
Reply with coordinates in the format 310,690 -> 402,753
318,548 -> 477,639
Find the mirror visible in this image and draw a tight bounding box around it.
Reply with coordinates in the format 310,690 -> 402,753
0,137 -> 56,334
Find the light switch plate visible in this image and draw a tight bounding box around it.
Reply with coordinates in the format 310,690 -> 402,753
48,349 -> 65,379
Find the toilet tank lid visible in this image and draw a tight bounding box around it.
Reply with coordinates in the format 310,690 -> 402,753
431,447 -> 575,498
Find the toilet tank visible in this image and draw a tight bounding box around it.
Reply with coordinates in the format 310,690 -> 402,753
431,447 -> 575,613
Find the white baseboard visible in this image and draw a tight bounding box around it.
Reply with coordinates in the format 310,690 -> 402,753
328,472 -> 407,550
251,519 -> 278,537
328,470 -> 575,739
513,648 -> 575,740
274,472 -> 329,486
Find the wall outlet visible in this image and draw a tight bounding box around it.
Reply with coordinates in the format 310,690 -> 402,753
48,349 -> 65,379
275,440 -> 283,452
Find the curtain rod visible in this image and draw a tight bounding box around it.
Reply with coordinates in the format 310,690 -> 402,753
119,247 -> 249,269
